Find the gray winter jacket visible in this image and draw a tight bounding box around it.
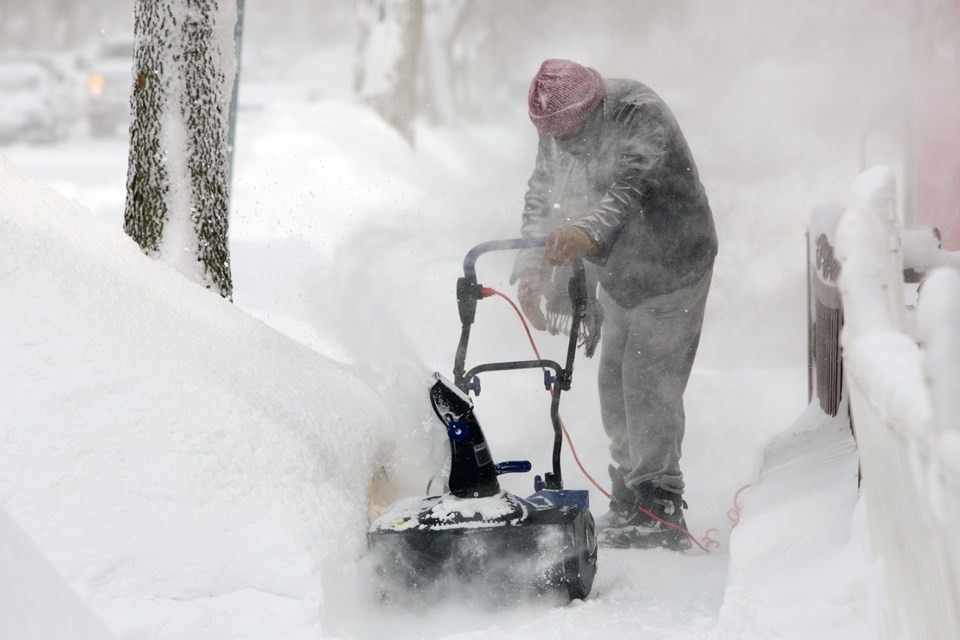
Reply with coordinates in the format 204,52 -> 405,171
512,79 -> 717,309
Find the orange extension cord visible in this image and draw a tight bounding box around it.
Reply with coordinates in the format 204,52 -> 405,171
480,286 -> 751,553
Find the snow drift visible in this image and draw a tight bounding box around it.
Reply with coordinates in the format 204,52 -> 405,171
0,154 -> 394,638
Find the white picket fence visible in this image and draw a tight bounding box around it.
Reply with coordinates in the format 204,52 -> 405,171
833,166 -> 960,639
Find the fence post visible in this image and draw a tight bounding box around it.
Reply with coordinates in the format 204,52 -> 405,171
836,166 -> 903,337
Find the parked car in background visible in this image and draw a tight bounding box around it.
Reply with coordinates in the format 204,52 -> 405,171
0,54 -> 78,144
82,37 -> 133,137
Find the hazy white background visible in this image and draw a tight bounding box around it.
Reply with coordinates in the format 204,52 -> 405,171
0,1 -> 913,638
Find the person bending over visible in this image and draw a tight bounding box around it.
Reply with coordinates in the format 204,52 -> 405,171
512,58 -> 717,550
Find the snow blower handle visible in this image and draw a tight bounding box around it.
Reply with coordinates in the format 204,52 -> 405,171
454,237 -> 548,387
455,237 -> 547,327
461,237 -> 547,279
451,238 -> 589,491
453,237 -> 587,391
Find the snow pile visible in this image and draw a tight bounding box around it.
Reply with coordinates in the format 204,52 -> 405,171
0,506 -> 116,640
918,268 -> 960,441
0,154 -> 394,638
717,403 -> 878,639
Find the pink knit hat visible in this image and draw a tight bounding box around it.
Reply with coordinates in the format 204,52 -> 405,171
528,59 -> 605,137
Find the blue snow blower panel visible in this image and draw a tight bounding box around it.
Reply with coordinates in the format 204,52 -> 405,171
525,488 -> 591,513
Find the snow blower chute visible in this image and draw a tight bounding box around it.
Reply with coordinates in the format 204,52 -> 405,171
367,237 -> 598,604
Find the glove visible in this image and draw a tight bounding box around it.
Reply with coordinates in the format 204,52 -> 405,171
545,226 -> 597,266
517,277 -> 548,331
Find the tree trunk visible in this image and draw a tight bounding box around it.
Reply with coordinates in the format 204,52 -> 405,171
125,0 -> 171,258
124,0 -> 237,300
354,0 -> 424,144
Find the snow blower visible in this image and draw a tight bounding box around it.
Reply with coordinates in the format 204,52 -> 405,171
367,237 -> 598,605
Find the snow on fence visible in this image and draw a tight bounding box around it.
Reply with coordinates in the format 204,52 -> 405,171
833,166 -> 960,639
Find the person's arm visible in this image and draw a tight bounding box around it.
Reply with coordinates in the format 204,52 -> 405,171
573,101 -> 670,257
511,135 -> 557,283
511,136 -> 560,330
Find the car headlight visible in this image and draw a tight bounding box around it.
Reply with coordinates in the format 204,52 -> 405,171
88,73 -> 105,97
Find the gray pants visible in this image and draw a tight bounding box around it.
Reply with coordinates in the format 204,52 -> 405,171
598,269 -> 712,496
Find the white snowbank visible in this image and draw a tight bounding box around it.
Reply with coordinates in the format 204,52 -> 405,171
718,402 -> 878,639
0,506 -> 116,640
0,154 -> 394,638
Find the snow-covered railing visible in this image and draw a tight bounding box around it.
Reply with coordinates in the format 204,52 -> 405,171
834,166 -> 960,639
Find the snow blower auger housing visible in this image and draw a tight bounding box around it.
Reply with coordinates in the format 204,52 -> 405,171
367,237 -> 598,604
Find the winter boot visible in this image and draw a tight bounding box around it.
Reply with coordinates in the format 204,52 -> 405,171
595,465 -> 638,532
599,482 -> 692,551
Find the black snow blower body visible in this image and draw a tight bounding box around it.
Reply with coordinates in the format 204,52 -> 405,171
367,238 -> 598,604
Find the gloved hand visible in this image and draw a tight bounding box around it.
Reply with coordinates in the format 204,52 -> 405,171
545,226 -> 597,266
517,276 -> 548,331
